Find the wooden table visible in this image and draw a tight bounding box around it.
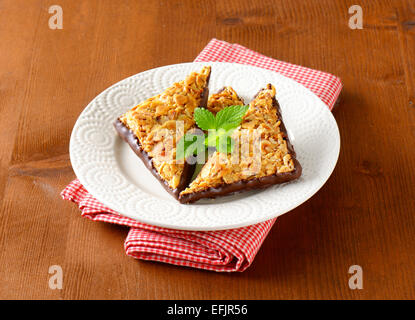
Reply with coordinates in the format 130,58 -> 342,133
1,0 -> 414,300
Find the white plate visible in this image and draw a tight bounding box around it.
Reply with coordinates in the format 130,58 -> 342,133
70,62 -> 340,231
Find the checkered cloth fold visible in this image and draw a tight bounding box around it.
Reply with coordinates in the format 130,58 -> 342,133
61,38 -> 342,272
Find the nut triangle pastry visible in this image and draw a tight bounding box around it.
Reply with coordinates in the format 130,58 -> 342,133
179,84 -> 302,203
114,66 -> 211,198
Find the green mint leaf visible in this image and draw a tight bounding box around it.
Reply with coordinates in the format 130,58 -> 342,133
181,105 -> 249,159
215,105 -> 249,131
194,108 -> 216,131
216,135 -> 235,154
176,133 -> 206,160
205,129 -> 235,154
205,129 -> 218,148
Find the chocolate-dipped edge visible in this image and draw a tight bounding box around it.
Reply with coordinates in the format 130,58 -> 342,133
113,73 -> 210,199
114,119 -> 195,199
178,84 -> 302,204
178,159 -> 302,204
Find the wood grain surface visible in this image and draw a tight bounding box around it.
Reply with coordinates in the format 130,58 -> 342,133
0,0 -> 414,300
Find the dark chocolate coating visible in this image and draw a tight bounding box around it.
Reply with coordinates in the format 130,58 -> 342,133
178,84 -> 302,204
178,158 -> 302,203
114,119 -> 194,199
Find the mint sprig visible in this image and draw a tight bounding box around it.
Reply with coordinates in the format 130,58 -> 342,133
215,105 -> 249,131
176,105 -> 249,160
194,108 -> 216,130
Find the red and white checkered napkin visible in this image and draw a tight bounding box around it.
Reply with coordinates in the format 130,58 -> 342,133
61,38 -> 342,272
